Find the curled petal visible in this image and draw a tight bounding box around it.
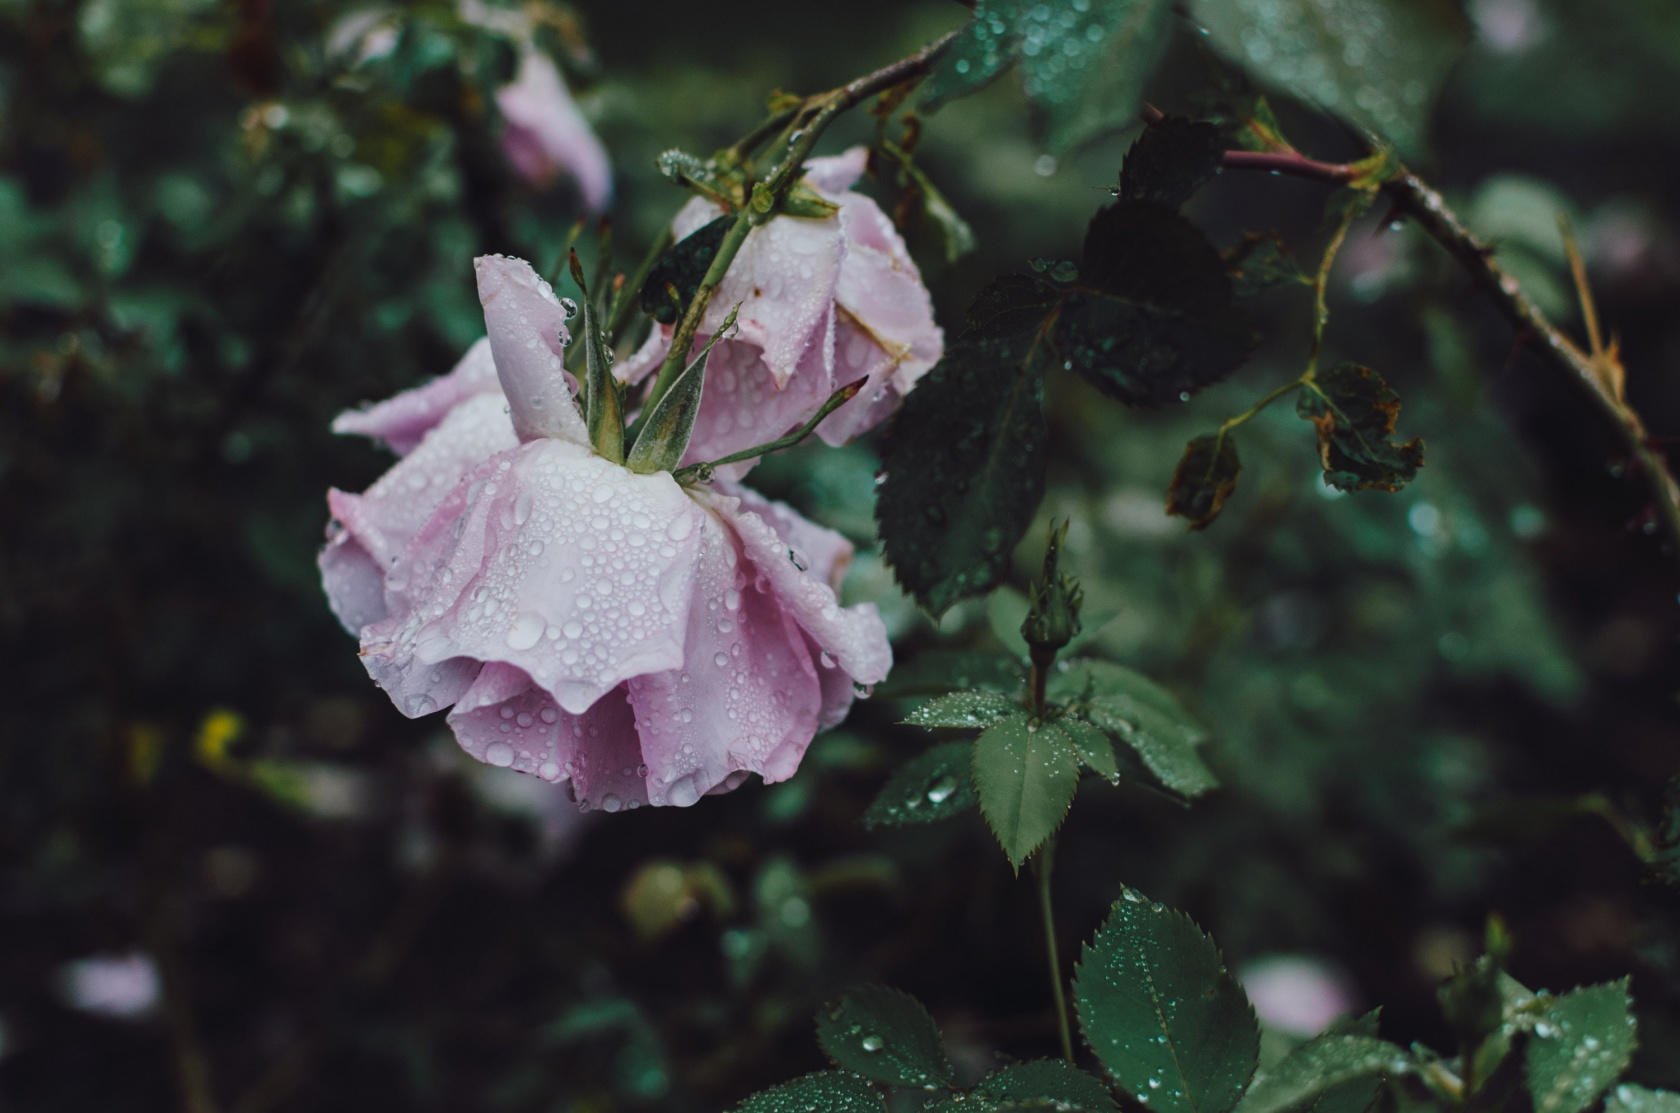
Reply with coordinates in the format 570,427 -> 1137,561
475,255 -> 590,446
627,510 -> 822,805
832,194 -> 943,393
801,146 -> 869,195
723,483 -> 854,590
497,48 -> 613,214
332,337 -> 502,456
359,438 -> 704,716
321,393 -> 518,634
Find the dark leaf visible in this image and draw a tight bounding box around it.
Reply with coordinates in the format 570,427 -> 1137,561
815,985 -> 954,1089
1120,118 -> 1226,208
1296,363 -> 1424,492
640,215 -> 729,324
1166,432 -> 1240,529
1074,891 -> 1259,1113
1233,1035 -> 1411,1113
922,0 -> 1176,153
974,1059 -> 1121,1112
874,650 -> 1025,700
864,741 -> 979,829
1525,980 -> 1636,1113
1189,0 -> 1471,157
1225,232 -> 1309,297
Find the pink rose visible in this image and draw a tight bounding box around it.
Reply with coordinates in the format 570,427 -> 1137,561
497,48 -> 612,214
322,255 -> 890,810
619,146 -> 942,476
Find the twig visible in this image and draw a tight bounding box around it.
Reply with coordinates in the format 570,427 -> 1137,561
1142,107 -> 1680,561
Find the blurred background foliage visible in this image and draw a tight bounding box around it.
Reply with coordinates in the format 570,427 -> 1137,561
3,0 -> 1680,1109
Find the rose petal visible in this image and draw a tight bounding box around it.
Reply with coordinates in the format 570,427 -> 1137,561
802,146 -> 870,195
627,509 -> 821,804
474,255 -> 590,446
360,438 -> 705,717
496,48 -> 613,214
722,483 -> 854,589
331,337 -> 501,456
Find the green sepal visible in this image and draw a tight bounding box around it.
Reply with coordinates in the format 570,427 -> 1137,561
568,251 -> 625,463
625,306 -> 737,474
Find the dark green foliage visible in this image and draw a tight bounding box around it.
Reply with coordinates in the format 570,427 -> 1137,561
1060,717 -> 1120,783
1608,1086 -> 1680,1113
732,1070 -> 885,1112
864,741 -> 979,828
1120,118 -> 1227,208
815,984 -> 954,1089
1297,363 -> 1424,492
969,1059 -> 1121,1112
1166,432 -> 1241,529
1225,232 -> 1309,297
875,311 -> 1051,617
1052,660 -> 1216,799
921,0 -> 1175,152
1074,891 -> 1259,1113
641,214 -> 729,323
972,714 -> 1080,869
874,650 -> 1025,699
905,691 -> 1023,729
1189,0 -> 1471,156
1233,1035 -> 1410,1113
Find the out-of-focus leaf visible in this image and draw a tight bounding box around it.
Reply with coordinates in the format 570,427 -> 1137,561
1189,0 -> 1470,156
1166,432 -> 1241,529
1225,232 -> 1309,297
1525,980 -> 1637,1113
1607,1086 -> 1680,1113
815,985 -> 954,1089
1120,118 -> 1226,208
874,650 -> 1025,700
922,0 -> 1175,153
972,713 -> 1079,869
1074,890 -> 1259,1113
864,741 -> 978,829
1297,363 -> 1424,492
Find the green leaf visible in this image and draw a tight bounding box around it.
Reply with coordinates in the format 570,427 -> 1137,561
732,1070 -> 885,1113
905,691 -> 1024,730
1297,363 -> 1424,493
1120,119 -> 1226,208
922,0 -> 1175,153
1048,660 -> 1201,726
640,215 -> 729,324
815,985 -> 954,1089
1068,201 -> 1255,406
1607,1085 -> 1680,1113
974,1060 -> 1121,1112
1525,980 -> 1637,1113
972,713 -> 1080,869
875,285 -> 1052,616
1166,432 -> 1241,529
1053,661 -> 1214,796
1073,890 -> 1258,1113
1060,717 -> 1120,783
1188,0 -> 1470,157
874,651 -> 1025,700
625,312 -> 734,473
1224,232 -> 1309,298
1233,1035 -> 1410,1113
864,740 -> 978,829
569,253 -> 625,463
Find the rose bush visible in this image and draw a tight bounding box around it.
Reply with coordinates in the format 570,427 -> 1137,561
322,256 -> 889,809
619,146 -> 942,475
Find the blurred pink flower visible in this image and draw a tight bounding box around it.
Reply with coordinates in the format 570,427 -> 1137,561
497,48 -> 612,213
1237,955 -> 1357,1037
322,255 -> 889,809
619,146 -> 942,476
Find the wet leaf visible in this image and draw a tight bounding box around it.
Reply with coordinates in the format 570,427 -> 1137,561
1188,0 -> 1470,157
1060,717 -> 1120,783
1297,363 -> 1424,492
640,215 -> 729,324
875,278 -> 1053,616
1120,118 -> 1226,208
732,1069 -> 885,1113
1166,432 -> 1241,529
922,0 -> 1176,153
1525,980 -> 1636,1113
1233,1035 -> 1410,1113
972,713 -> 1079,869
1225,232 -> 1309,297
972,1059 -> 1121,1112
815,985 -> 954,1089
1607,1085 -> 1680,1113
864,741 -> 979,829
1074,890 -> 1258,1113
905,691 -> 1024,730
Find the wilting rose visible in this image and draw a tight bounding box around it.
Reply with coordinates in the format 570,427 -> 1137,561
619,146 -> 942,475
322,255 -> 890,809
